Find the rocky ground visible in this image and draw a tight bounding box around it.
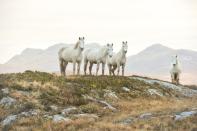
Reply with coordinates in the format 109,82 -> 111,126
0,71 -> 197,131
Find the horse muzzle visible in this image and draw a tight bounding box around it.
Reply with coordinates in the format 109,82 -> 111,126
124,51 -> 127,54
81,47 -> 84,51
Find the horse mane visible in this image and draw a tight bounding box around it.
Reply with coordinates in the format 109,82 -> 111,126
118,45 -> 125,56
74,41 -> 80,49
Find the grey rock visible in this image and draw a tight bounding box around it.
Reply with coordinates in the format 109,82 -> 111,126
83,95 -> 117,111
2,115 -> 17,126
50,105 -> 58,111
53,115 -> 71,123
1,110 -> 38,126
122,87 -> 130,92
148,89 -> 163,96
0,97 -> 16,107
62,107 -> 77,115
115,116 -> 134,125
19,110 -> 38,117
1,88 -> 9,94
175,111 -> 197,121
73,114 -> 99,119
43,114 -> 53,119
104,90 -> 118,100
132,77 -> 197,97
139,113 -> 152,119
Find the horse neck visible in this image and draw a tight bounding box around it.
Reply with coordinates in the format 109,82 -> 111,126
174,58 -> 179,67
74,41 -> 80,49
175,63 -> 179,68
176,59 -> 179,65
173,63 -> 180,71
118,47 -> 126,58
74,42 -> 82,55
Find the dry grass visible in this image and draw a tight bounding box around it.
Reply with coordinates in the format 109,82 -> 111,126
0,71 -> 197,131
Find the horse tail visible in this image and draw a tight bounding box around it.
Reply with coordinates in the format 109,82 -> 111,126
58,47 -> 65,58
58,47 -> 65,76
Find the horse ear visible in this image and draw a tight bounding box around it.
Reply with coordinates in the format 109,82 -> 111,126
126,41 -> 127,44
83,37 -> 85,40
112,43 -> 113,46
79,37 -> 81,40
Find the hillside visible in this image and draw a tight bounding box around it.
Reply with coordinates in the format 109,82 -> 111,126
0,71 -> 197,131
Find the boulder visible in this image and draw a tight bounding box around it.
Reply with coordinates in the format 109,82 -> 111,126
174,111 -> 197,121
0,97 -> 16,107
2,115 -> 17,126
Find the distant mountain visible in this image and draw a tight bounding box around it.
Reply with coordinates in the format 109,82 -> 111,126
126,44 -> 197,84
0,43 -> 197,84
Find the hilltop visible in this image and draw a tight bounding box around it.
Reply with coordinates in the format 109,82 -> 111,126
0,71 -> 197,130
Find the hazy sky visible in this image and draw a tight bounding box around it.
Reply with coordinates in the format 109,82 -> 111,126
0,0 -> 197,64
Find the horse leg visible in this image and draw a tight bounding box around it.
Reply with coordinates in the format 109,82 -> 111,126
112,65 -> 117,76
59,59 -> 65,76
102,63 -> 105,75
177,73 -> 180,85
117,64 -> 120,76
84,60 -> 88,75
96,62 -> 100,76
108,65 -> 111,76
77,62 -> 81,75
59,59 -> 63,76
89,62 -> 93,75
171,74 -> 174,83
122,64 -> 125,76
73,62 -> 76,75
64,62 -> 68,76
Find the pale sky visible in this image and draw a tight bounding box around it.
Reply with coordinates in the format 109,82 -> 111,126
0,0 -> 197,64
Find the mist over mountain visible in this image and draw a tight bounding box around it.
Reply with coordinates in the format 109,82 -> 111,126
0,43 -> 197,84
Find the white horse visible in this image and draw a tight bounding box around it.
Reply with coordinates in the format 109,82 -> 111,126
107,41 -> 128,76
84,43 -> 113,75
58,37 -> 85,76
170,55 -> 181,85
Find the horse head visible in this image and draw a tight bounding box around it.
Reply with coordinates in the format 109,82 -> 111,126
107,43 -> 113,57
122,41 -> 128,54
77,37 -> 85,50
